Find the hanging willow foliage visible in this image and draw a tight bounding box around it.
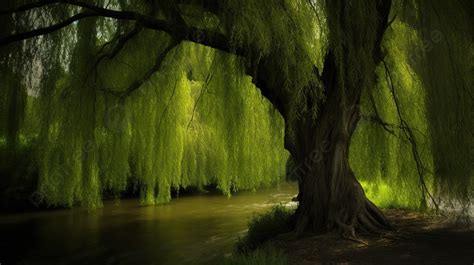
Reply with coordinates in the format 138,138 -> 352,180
350,0 -> 472,214
33,24 -> 289,207
0,0 -> 471,213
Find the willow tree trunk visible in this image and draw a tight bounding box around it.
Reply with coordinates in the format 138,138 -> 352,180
288,54 -> 391,236
284,0 -> 393,235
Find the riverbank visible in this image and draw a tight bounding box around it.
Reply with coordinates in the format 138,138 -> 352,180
268,209 -> 473,264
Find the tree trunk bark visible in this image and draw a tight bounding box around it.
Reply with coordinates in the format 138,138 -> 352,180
288,52 -> 391,236
246,0 -> 393,236
293,59 -> 394,233
288,0 -> 393,235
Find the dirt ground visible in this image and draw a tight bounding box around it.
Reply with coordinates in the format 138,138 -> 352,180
272,209 -> 474,265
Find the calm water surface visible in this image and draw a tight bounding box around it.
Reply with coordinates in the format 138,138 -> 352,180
0,182 -> 297,265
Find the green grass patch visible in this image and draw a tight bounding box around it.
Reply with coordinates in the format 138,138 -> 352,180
236,205 -> 294,253
224,248 -> 288,265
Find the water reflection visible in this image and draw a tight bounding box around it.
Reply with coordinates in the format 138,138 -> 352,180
0,182 -> 297,265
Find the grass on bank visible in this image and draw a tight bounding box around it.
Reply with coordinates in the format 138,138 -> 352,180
225,205 -> 295,264
223,248 -> 288,265
236,205 -> 294,253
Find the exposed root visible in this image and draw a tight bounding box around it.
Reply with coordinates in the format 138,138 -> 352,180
358,212 -> 382,233
366,200 -> 392,229
294,211 -> 310,237
342,234 -> 369,246
331,196 -> 392,243
335,216 -> 356,238
335,216 -> 369,246
358,202 -> 392,234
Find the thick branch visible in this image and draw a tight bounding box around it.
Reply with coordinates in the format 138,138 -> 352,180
0,0 -> 138,15
0,0 -> 220,16
0,2 -> 239,54
0,12 -> 96,45
0,0 -> 288,117
0,0 -> 59,15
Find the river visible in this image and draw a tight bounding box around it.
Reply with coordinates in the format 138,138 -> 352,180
0,182 -> 298,265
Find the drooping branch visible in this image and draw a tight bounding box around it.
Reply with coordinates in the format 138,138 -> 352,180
362,116 -> 397,137
0,0 -> 288,117
187,71 -> 214,129
365,89 -> 427,139
157,79 -> 179,129
367,90 -> 397,136
119,39 -> 180,99
95,22 -> 144,68
382,59 -> 440,211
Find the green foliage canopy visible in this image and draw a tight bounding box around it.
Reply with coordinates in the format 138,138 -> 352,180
0,0 -> 471,213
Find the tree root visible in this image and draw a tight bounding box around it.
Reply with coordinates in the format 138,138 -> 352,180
342,234 -> 369,246
335,216 -> 370,246
331,197 -> 392,244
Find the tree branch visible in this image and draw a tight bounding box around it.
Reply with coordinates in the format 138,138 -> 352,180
0,1 -> 240,55
0,0 -> 126,15
382,59 -> 440,211
157,79 -> 179,129
118,39 -> 180,99
0,0 -> 220,16
0,12 -> 96,45
187,70 -> 214,130
95,22 -> 143,68
367,89 -> 397,137
0,0 -> 58,15
1,0 -> 285,116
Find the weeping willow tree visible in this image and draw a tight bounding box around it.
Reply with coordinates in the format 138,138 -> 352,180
0,0 -> 472,234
